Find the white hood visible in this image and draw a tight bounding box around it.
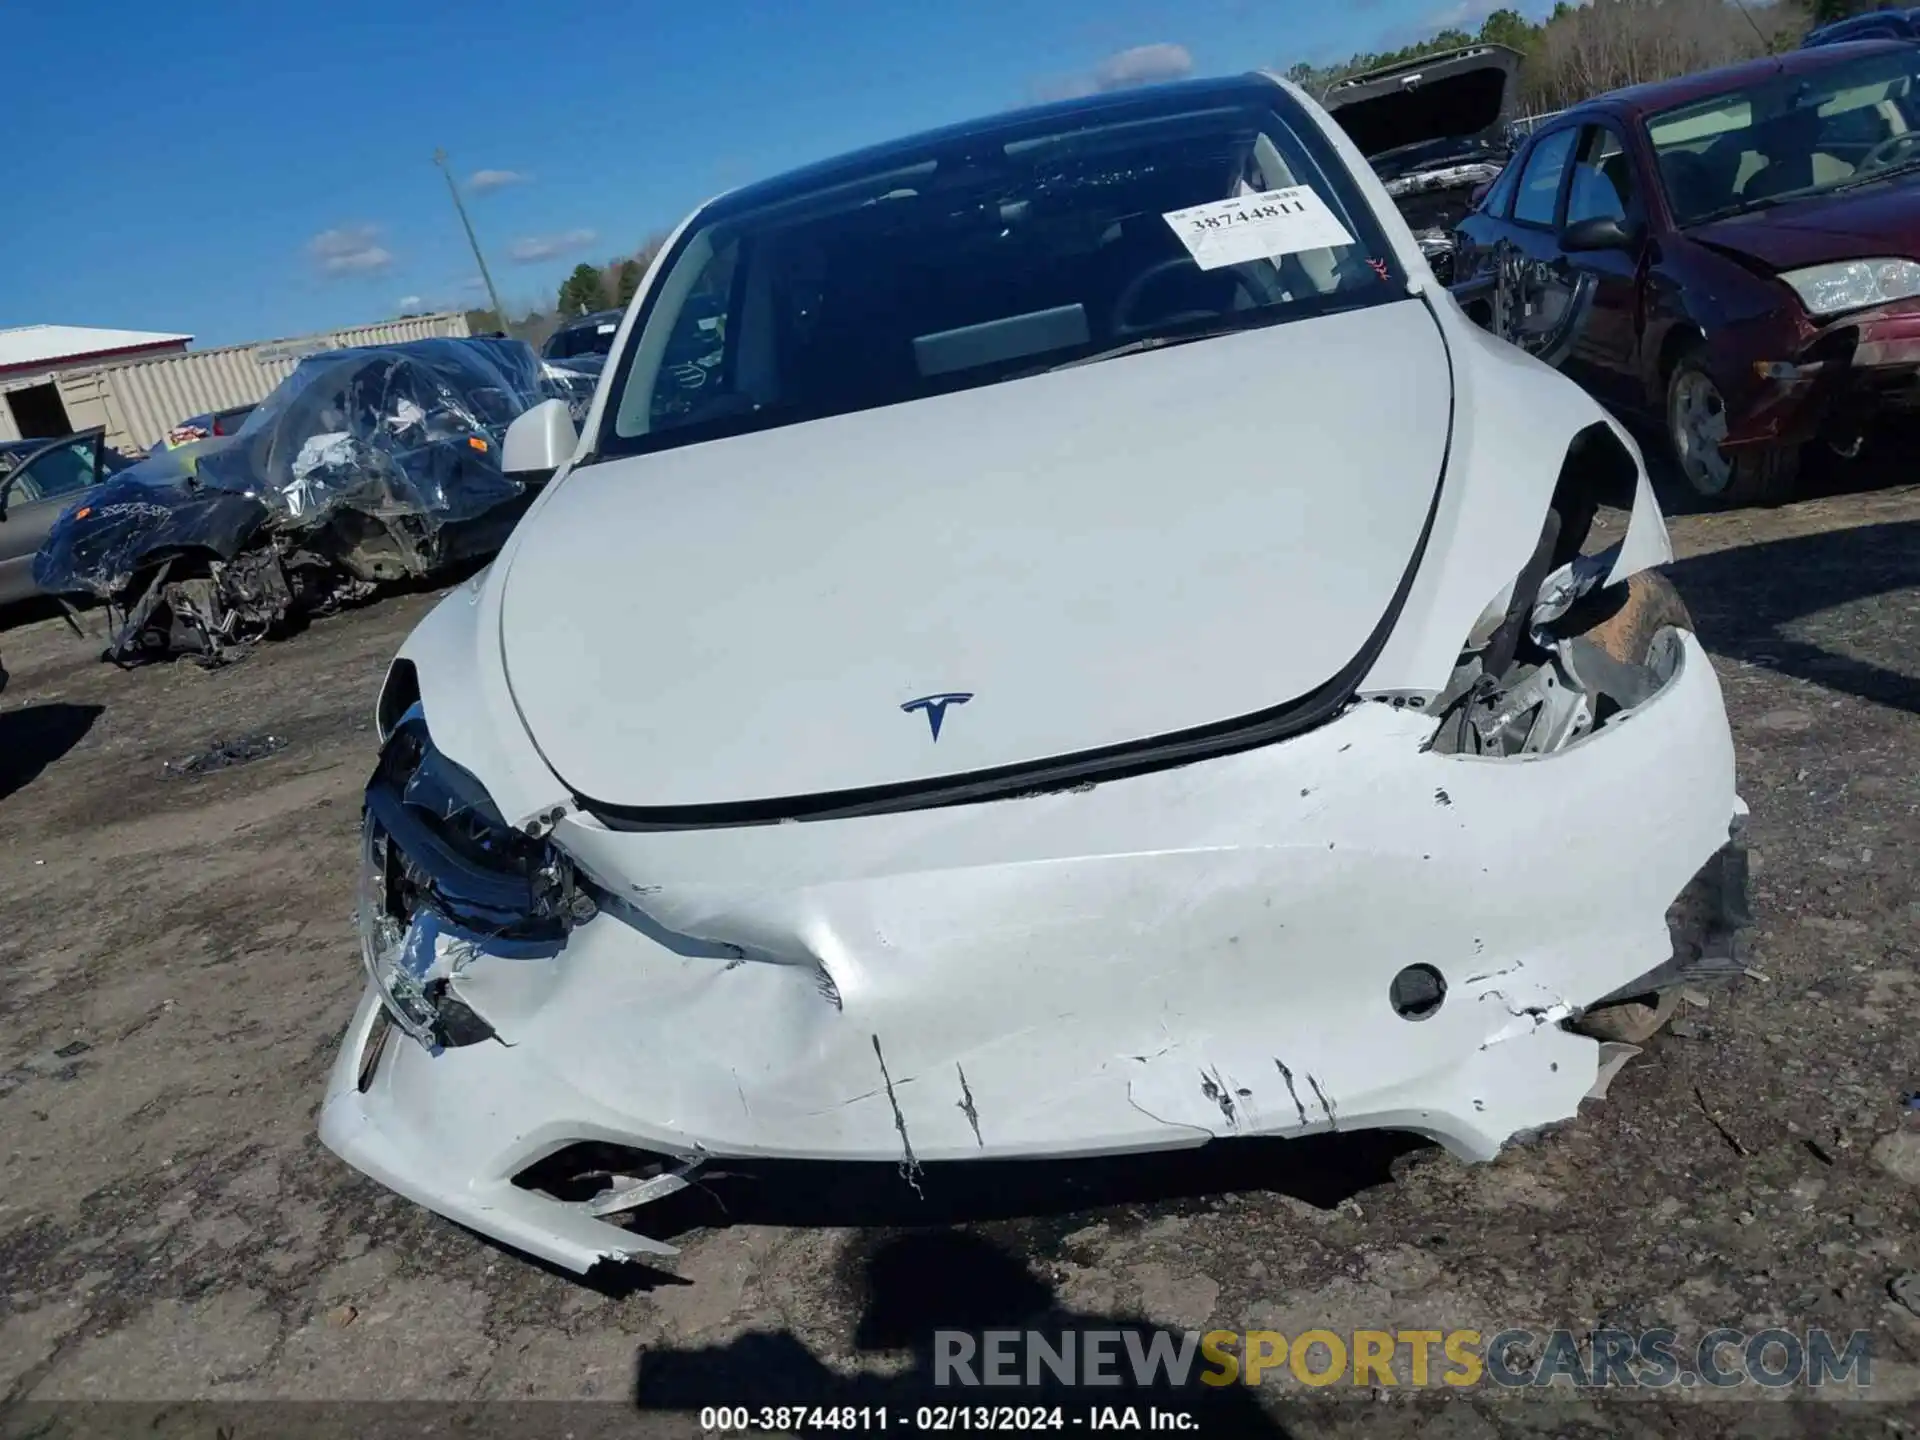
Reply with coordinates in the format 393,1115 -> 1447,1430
499,298 -> 1451,813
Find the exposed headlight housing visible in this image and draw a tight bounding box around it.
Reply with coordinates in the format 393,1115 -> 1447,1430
1779,257 -> 1920,318
357,704 -> 592,1049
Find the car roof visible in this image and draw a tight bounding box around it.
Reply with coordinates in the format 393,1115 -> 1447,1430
559,309 -> 624,331
707,73 -> 1286,218
1561,39 -> 1914,121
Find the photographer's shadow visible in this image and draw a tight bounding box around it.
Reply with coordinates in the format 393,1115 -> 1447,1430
632,1228 -> 1293,1434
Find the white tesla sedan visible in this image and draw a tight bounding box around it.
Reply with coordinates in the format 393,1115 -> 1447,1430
320,71 -> 1748,1271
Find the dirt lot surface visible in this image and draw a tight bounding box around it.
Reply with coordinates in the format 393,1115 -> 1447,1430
1,464 -> 1918,1438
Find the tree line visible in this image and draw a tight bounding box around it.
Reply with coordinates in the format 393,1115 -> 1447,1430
1286,0 -> 1843,116
462,233 -> 671,347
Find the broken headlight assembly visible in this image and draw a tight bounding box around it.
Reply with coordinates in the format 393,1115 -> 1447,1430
357,704 -> 593,1049
1428,508 -> 1686,759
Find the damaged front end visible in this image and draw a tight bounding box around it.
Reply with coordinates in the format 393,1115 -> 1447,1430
32,337 -> 573,667
322,472 -> 1748,1273
357,705 -> 594,1051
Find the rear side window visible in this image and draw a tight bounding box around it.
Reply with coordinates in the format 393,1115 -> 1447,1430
1514,128 -> 1577,225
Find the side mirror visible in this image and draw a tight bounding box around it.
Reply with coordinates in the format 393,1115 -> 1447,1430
1560,215 -> 1641,253
501,398 -> 579,483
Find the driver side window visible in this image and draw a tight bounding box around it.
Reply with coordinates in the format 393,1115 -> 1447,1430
1566,125 -> 1638,225
8,436 -> 102,504
1513,128 -> 1577,226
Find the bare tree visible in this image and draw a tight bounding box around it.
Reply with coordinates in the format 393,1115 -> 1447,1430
1523,0 -> 1807,112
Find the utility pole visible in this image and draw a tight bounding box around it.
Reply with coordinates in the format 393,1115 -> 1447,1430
433,148 -> 507,327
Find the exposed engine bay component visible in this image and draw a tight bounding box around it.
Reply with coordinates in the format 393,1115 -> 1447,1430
34,338 -> 582,666
1321,45 -> 1522,287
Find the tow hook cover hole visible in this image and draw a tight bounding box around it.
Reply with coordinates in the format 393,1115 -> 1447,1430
1390,963 -> 1447,1021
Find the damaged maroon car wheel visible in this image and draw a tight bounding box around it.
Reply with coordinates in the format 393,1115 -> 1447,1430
1666,349 -> 1802,508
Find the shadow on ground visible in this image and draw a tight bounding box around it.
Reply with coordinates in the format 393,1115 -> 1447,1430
0,702 -> 102,803
1641,417 -> 1920,518
547,1128 -> 1427,1253
1668,519 -> 1920,715
633,1229 -> 1298,1432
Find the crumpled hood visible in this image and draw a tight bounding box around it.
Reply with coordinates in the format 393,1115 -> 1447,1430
1690,178 -> 1920,270
499,299 -> 1452,812
1322,45 -> 1522,163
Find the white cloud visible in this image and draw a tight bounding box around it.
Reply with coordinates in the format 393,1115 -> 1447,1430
396,294 -> 424,310
1373,0 -> 1569,51
1038,42 -> 1195,101
468,168 -> 530,194
1093,42 -> 1195,90
506,228 -> 599,264
308,225 -> 394,278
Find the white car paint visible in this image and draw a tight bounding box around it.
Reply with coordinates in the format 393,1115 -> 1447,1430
320,74 -> 1740,1273
502,300 -> 1448,807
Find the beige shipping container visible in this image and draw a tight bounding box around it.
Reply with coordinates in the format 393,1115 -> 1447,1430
47,312 -> 473,454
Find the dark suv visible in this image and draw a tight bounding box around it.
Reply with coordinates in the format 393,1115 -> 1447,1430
542,309 -> 624,363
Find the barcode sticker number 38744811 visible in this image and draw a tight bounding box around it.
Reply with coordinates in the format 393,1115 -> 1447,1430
1161,187 -> 1356,271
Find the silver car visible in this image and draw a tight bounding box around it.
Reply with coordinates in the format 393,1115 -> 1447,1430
0,429 -> 131,605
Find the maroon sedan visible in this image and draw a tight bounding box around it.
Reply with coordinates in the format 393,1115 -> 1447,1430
1453,41 -> 1920,505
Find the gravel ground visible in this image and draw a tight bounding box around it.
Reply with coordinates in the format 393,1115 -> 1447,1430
0,460 -> 1916,1439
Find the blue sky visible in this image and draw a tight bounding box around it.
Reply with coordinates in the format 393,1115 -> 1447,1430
2,0 -> 1549,347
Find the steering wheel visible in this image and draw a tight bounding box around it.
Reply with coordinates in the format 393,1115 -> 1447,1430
1857,129 -> 1920,174
1110,256 -> 1258,338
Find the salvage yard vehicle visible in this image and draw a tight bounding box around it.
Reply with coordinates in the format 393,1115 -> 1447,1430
1322,43 -> 1523,285
162,403 -> 256,450
1452,40 -> 1920,505
542,308 -> 625,363
322,72 -> 1749,1272
0,429 -> 135,605
33,337 -> 569,664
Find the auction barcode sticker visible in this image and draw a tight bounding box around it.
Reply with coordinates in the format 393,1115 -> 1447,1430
1162,187 -> 1356,270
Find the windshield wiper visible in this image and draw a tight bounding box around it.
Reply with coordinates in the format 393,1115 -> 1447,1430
1686,192 -> 1798,226
1832,156 -> 1920,192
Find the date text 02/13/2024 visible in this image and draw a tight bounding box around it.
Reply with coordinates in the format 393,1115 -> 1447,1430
699,1404 -> 1198,1431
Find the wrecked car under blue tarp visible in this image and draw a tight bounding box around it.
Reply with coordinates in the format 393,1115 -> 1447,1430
34,336 -> 585,665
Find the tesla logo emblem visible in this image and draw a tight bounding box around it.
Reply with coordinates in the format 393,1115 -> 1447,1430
900,692 -> 972,741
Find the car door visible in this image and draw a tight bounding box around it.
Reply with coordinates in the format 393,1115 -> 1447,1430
0,430 -> 113,604
1450,142 -> 1526,321
1485,124 -> 1595,364
1556,121 -> 1651,409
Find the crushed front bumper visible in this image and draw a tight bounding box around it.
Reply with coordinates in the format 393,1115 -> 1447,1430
1727,295 -> 1920,450
321,631 -> 1741,1273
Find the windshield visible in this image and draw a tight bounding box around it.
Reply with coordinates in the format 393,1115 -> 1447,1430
1648,48 -> 1920,226
595,87 -> 1401,458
